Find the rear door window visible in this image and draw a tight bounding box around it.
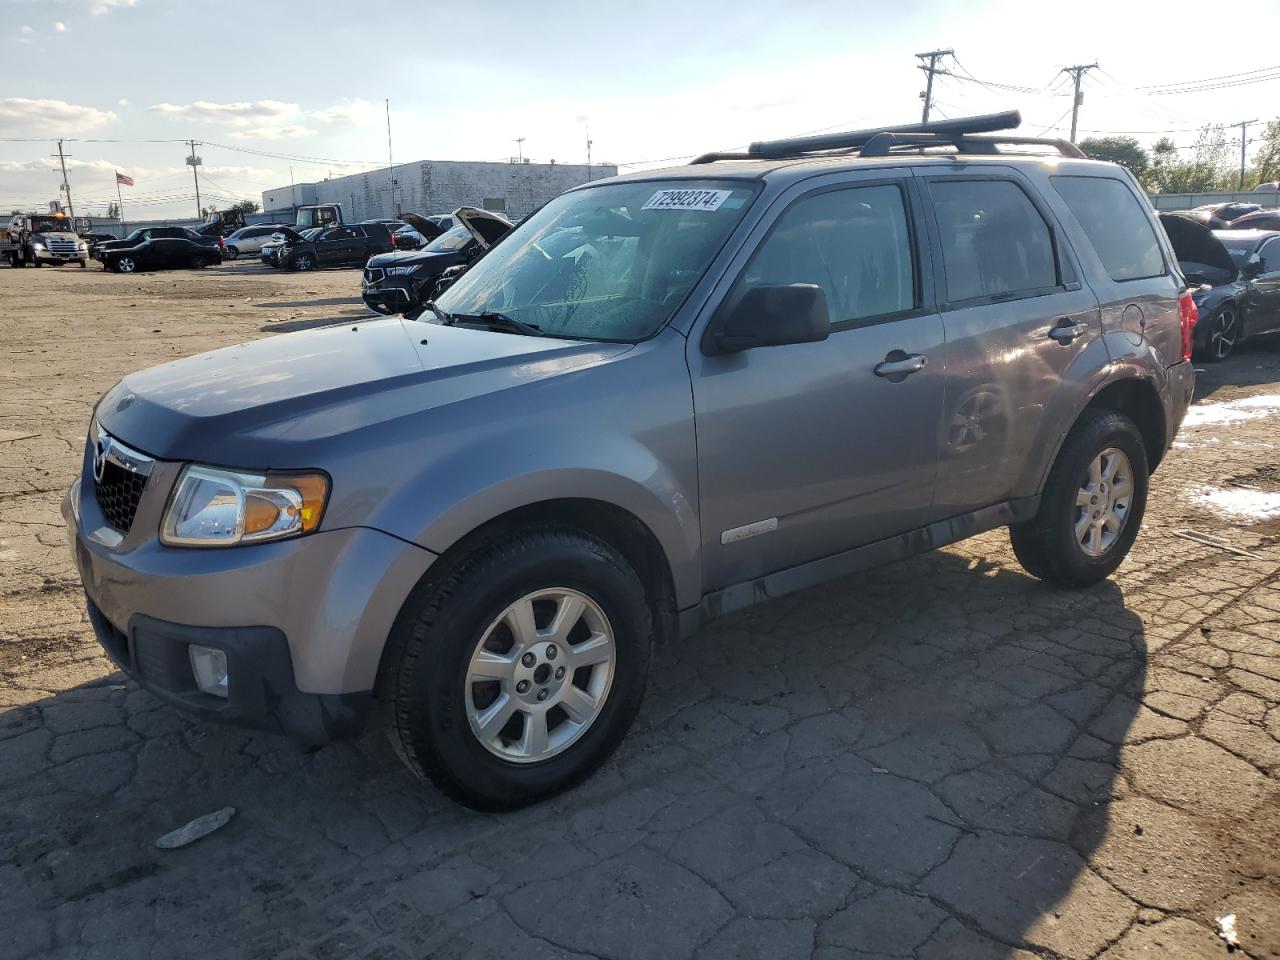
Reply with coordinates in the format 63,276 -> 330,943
1051,176 -> 1164,281
930,179 -> 1058,303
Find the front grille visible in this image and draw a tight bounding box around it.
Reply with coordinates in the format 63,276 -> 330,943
95,459 -> 147,533
47,238 -> 79,254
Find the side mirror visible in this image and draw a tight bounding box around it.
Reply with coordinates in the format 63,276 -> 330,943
1243,257 -> 1263,278
704,283 -> 831,356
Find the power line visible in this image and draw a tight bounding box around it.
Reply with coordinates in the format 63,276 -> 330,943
1138,63 -> 1280,92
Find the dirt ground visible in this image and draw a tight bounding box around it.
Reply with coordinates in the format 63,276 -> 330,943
2,262 -> 1279,960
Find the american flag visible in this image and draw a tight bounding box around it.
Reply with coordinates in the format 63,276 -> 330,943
115,171 -> 134,187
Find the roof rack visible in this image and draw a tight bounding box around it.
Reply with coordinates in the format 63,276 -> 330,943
689,111 -> 1086,164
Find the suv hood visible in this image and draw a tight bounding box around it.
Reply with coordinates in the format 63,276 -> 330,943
400,213 -> 447,242
1159,213 -> 1237,276
95,318 -> 630,464
366,248 -> 458,270
455,206 -> 513,249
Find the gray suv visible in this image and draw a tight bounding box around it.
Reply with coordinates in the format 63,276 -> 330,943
63,112 -> 1196,808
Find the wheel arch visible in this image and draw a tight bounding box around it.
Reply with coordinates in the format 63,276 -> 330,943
373,497 -> 680,699
1081,377 -> 1168,472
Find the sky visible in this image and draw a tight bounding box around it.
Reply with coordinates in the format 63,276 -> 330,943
3,0 -> 1279,221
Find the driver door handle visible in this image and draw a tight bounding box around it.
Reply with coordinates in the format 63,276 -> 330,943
1048,318 -> 1089,344
874,353 -> 928,378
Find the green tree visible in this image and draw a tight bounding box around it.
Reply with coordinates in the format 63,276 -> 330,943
106,202 -> 120,219
1249,120 -> 1280,187
229,199 -> 259,215
1144,126 -> 1235,194
1079,136 -> 1149,181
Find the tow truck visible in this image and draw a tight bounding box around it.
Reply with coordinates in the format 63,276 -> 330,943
3,211 -> 89,267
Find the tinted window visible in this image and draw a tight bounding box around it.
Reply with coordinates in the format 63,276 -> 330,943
1051,176 -> 1164,282
733,184 -> 915,323
932,179 -> 1057,302
1260,238 -> 1280,274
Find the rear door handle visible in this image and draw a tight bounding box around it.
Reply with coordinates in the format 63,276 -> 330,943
874,352 -> 928,379
1048,318 -> 1089,344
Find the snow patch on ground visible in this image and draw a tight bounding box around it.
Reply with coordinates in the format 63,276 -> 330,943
1182,393 -> 1280,428
1191,484 -> 1280,521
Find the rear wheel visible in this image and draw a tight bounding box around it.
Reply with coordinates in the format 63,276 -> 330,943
1198,305 -> 1239,362
379,529 -> 652,809
224,246 -> 239,260
1010,409 -> 1148,587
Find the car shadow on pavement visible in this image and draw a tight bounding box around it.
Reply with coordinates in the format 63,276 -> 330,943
0,542 -> 1144,959
1193,338 -> 1280,400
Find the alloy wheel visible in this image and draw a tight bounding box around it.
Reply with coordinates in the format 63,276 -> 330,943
464,588 -> 616,764
1211,308 -> 1237,360
116,257 -> 135,273
1075,447 -> 1134,558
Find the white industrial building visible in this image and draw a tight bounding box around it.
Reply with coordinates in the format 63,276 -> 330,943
261,159 -> 617,223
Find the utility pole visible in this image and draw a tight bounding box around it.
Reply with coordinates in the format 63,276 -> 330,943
1236,119 -> 1256,190
513,137 -> 525,163
585,123 -> 593,181
385,98 -> 397,217
915,48 -> 953,124
1060,62 -> 1099,143
186,139 -> 203,219
53,139 -> 76,222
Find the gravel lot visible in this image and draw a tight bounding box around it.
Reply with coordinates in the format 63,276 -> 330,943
2,263 -> 1279,960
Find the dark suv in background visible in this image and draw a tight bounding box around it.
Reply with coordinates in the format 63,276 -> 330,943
279,222 -> 394,270
65,112 -> 1195,809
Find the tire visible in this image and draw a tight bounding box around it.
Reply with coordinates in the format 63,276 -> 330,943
78,259 -> 87,269
113,256 -> 136,274
293,253 -> 314,271
224,246 -> 239,260
379,528 -> 653,810
1009,409 -> 1149,587
1196,305 -> 1239,362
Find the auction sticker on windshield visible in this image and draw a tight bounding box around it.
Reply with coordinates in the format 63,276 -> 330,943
642,188 -> 732,212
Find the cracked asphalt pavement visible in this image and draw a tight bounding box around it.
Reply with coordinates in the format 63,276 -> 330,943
2,265 -> 1279,959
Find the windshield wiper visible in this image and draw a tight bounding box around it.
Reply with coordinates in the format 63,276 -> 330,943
424,300 -> 454,325
450,311 -> 544,337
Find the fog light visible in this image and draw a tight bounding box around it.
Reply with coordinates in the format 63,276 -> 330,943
188,645 -> 229,698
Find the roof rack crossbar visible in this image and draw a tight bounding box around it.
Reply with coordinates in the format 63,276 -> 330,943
747,111 -> 1023,158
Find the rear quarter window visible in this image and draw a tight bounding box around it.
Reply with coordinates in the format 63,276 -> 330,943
1051,176 -> 1165,282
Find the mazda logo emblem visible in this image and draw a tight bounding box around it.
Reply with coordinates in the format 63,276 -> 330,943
93,435 -> 112,483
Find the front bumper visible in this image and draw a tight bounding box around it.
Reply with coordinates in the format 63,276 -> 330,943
361,275 -> 419,316
63,464 -> 436,742
35,249 -> 87,263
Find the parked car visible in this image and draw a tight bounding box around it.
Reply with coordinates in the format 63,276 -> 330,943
1182,202 -> 1263,230
393,214 -> 459,250
223,224 -> 289,260
259,227 -> 317,266
278,222 -> 394,270
1222,209 -> 1280,232
1160,214 -> 1280,361
363,209 -> 512,316
79,232 -> 119,260
95,226 -> 223,261
65,111 -> 1195,809
99,234 -> 224,273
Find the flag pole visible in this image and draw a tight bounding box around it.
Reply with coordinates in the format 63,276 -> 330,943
115,172 -> 126,234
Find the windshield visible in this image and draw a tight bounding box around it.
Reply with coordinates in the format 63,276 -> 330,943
423,224 -> 474,253
32,217 -> 74,233
434,179 -> 758,341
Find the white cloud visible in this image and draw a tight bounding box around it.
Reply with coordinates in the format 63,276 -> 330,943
54,21 -> 67,32
230,125 -> 312,141
0,98 -> 116,136
86,0 -> 138,14
117,98 -> 129,107
20,24 -> 34,34
150,99 -> 301,126
312,98 -> 380,126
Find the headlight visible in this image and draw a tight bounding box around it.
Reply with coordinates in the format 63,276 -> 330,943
32,241 -> 45,251
161,465 -> 329,547
78,241 -> 88,251
385,265 -> 419,276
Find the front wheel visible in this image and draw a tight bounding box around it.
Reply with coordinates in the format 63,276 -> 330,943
112,256 -> 136,274
293,253 -> 314,271
224,246 -> 239,260
379,529 -> 653,809
1010,409 -> 1149,587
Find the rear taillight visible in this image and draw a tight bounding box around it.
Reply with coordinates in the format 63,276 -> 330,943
1178,290 -> 1198,362
219,236 -> 226,249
